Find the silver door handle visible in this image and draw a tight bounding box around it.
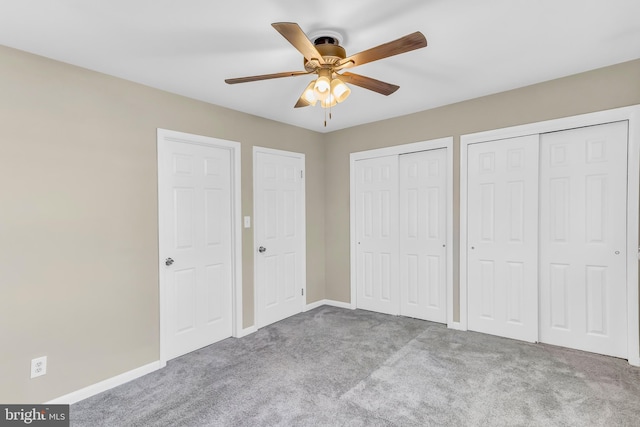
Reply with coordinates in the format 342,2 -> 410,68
258,246 -> 266,253
165,257 -> 174,266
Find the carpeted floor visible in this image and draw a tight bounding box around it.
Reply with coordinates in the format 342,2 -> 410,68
71,306 -> 640,426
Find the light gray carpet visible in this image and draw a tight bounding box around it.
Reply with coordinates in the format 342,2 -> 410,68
71,307 -> 640,426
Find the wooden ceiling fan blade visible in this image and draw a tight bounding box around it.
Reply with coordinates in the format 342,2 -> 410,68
272,22 -> 325,64
294,97 -> 311,108
339,72 -> 399,96
225,71 -> 310,84
336,32 -> 427,70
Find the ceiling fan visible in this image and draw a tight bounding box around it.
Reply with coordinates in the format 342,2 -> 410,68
225,22 -> 427,114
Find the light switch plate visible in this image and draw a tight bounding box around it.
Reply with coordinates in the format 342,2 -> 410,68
244,216 -> 251,228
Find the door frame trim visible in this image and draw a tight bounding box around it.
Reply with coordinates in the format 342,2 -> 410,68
459,105 -> 640,366
157,129 -> 243,367
349,137 -> 454,323
253,146 -> 307,329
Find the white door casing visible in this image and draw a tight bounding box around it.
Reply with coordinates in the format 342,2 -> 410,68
539,121 -> 628,358
399,149 -> 448,322
254,147 -> 306,328
157,129 -> 242,363
467,135 -> 540,342
354,155 -> 400,315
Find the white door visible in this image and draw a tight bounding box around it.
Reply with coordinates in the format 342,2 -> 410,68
254,149 -> 305,328
160,139 -> 233,360
539,121 -> 628,358
355,155 -> 399,315
467,135 -> 539,342
399,149 -> 447,322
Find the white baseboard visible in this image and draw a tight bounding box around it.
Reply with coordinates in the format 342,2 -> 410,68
305,299 -> 355,311
46,361 -> 162,405
324,299 -> 354,310
304,299 -> 325,311
235,325 -> 257,338
628,355 -> 640,367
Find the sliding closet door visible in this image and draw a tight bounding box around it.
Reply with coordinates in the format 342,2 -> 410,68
355,155 -> 399,315
467,135 -> 539,342
399,149 -> 447,322
539,121 -> 628,358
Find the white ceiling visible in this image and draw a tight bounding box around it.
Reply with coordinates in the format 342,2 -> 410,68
1,0 -> 639,133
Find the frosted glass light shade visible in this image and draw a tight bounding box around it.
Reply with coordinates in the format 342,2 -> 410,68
320,94 -> 337,109
302,81 -> 317,105
331,79 -> 351,103
314,76 -> 331,100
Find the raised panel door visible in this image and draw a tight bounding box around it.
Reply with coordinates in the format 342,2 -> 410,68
539,121 -> 628,358
399,149 -> 447,322
355,156 -> 399,315
163,141 -> 233,360
255,151 -> 305,328
467,135 -> 539,342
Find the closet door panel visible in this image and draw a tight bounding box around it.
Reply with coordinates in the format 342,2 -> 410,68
467,135 -> 539,342
355,156 -> 399,315
539,121 -> 628,358
399,149 -> 447,322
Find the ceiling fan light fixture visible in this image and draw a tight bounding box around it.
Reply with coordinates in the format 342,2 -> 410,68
331,78 -> 351,103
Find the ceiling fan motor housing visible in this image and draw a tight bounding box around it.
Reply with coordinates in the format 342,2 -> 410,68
304,36 -> 346,71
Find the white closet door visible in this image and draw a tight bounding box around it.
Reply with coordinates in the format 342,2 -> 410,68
467,135 -> 539,342
399,149 -> 447,322
539,121 -> 628,358
355,155 -> 399,315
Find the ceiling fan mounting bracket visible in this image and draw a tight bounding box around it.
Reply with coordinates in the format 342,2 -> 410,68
307,29 -> 344,46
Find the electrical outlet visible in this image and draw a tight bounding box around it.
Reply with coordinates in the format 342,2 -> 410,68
31,356 -> 47,378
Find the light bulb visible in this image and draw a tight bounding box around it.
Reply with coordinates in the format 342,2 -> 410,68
314,76 -> 331,101
331,78 -> 351,103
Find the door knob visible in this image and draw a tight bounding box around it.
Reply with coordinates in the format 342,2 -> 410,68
165,257 -> 174,266
258,246 -> 266,253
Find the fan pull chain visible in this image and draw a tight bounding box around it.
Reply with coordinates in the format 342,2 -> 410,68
330,102 -> 332,120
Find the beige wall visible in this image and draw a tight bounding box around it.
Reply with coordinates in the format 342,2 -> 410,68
1,41 -> 638,405
0,45 -> 325,403
324,59 -> 640,321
